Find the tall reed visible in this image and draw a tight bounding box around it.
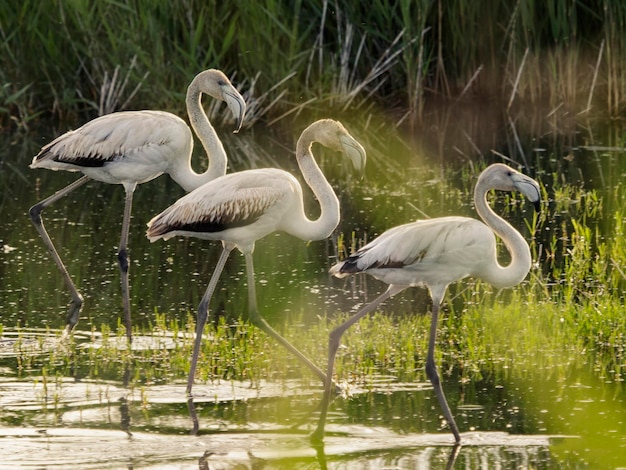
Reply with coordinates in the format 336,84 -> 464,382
1,1 -> 624,130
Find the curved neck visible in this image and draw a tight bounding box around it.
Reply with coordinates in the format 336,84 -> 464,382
169,81 -> 228,192
474,181 -> 531,289
287,131 -> 340,241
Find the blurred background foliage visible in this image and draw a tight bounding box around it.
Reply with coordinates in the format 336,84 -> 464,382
1,0 -> 623,132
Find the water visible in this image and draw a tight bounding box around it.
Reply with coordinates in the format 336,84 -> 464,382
0,350 -> 620,467
1,114 -> 625,468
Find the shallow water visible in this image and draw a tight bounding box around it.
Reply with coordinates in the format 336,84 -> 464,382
0,328 -> 623,468
0,328 -> 577,469
1,113 -> 626,468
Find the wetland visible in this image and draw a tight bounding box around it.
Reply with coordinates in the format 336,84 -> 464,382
1,108 -> 626,468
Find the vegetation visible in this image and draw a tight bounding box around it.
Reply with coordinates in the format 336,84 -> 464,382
1,1 -> 625,131
5,167 -> 625,390
2,151 -> 625,465
2,4 -> 625,466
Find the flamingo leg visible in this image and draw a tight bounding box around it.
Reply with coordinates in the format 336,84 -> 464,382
425,299 -> 461,444
118,183 -> 136,343
187,396 -> 200,436
311,285 -> 398,443
186,244 -> 234,396
28,175 -> 91,332
243,252 -> 329,385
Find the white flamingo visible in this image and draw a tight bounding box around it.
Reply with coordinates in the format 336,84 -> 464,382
146,119 -> 366,395
311,163 -> 541,444
29,69 -> 246,342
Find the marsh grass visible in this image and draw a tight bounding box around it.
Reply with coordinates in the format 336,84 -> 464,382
3,161 -> 626,400
2,1 -> 625,129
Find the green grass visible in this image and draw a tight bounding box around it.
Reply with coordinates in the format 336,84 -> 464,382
5,174 -> 625,391
1,1 -> 625,130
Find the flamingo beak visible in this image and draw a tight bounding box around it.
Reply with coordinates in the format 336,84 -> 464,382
222,88 -> 246,133
513,173 -> 541,212
340,135 -> 367,174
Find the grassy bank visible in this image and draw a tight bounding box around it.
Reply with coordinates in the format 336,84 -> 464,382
1,1 -> 625,131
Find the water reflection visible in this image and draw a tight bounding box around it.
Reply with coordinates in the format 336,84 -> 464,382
2,116 -> 626,467
0,327 -> 624,467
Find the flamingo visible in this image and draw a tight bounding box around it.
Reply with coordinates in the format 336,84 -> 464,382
311,163 -> 541,444
146,119 -> 366,395
29,69 -> 246,342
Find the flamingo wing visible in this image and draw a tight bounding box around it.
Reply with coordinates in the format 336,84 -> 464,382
146,169 -> 292,240
31,111 -> 189,169
332,216 -> 495,283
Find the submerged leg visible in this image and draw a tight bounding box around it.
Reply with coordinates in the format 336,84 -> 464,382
186,244 -> 233,396
425,300 -> 461,444
118,183 -> 136,343
187,396 -> 200,436
28,175 -> 91,331
311,285 -> 398,443
243,252 -> 328,384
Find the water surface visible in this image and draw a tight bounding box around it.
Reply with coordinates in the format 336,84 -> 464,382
1,112 -> 625,467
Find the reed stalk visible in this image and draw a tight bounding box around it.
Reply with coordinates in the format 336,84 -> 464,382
2,1 -> 624,129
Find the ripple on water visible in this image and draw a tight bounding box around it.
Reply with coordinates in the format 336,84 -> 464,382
0,425 -> 568,469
